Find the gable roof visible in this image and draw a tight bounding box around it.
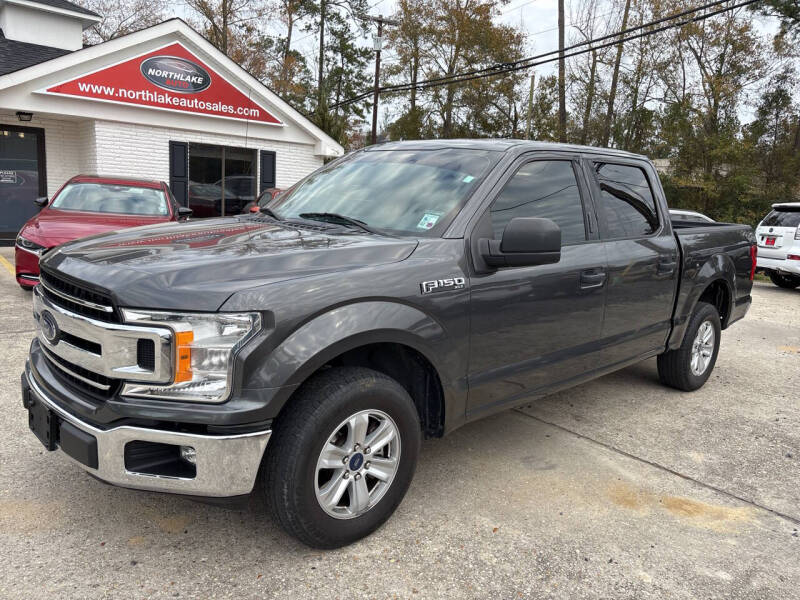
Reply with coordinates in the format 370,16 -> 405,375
0,30 -> 72,76
0,18 -> 344,157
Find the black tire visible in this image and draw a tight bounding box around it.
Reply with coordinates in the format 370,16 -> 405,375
769,272 -> 800,289
262,366 -> 421,548
657,301 -> 721,392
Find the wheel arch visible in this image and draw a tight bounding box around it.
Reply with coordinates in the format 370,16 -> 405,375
248,301 -> 454,438
667,252 -> 736,350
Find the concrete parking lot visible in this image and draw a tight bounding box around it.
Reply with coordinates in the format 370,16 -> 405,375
0,245 -> 798,599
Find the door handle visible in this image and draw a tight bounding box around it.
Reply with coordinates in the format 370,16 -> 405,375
657,260 -> 677,275
580,269 -> 607,289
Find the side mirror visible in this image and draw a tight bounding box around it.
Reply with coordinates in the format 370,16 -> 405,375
34,197 -> 48,207
177,206 -> 193,220
480,217 -> 561,268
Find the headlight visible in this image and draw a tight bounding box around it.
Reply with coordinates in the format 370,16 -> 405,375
16,235 -> 45,255
120,310 -> 261,403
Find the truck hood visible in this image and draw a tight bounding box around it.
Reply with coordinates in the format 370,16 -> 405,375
41,216 -> 419,311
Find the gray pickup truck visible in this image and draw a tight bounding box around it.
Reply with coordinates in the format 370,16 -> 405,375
22,140 -> 756,548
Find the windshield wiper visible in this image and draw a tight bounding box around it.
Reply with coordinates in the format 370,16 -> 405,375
298,212 -> 381,235
258,206 -> 283,220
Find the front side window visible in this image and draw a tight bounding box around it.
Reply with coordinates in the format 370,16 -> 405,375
51,183 -> 169,216
594,163 -> 659,238
489,160 -> 587,245
270,148 -> 497,236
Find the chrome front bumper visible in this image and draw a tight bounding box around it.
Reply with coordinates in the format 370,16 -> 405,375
26,372 -> 271,497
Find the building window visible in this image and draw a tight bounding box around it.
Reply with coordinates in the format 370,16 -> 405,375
188,143 -> 256,217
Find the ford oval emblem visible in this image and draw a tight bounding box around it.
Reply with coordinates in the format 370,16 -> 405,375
40,310 -> 60,345
140,56 -> 212,94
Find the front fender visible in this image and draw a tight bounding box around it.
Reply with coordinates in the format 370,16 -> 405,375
668,252 -> 735,349
240,301 -> 466,426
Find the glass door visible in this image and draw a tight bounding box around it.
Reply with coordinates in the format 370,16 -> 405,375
188,143 -> 256,218
0,126 -> 46,241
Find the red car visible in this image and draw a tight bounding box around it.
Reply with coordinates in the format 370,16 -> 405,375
15,175 -> 191,289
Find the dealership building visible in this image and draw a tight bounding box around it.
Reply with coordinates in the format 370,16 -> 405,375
0,0 -> 344,241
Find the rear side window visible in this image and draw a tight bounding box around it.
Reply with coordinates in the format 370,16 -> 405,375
490,160 -> 587,245
593,163 -> 659,238
762,209 -> 800,227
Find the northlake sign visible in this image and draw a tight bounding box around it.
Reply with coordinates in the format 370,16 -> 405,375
44,42 -> 282,125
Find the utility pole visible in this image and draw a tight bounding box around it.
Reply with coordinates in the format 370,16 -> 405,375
557,0 -> 566,142
369,15 -> 399,145
526,72 -> 535,140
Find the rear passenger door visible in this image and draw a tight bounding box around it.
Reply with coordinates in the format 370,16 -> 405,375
586,158 -> 679,365
467,156 -> 608,416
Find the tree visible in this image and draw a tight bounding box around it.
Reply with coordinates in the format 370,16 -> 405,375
184,0 -> 266,56
759,0 -> 800,41
300,0 -> 369,110
76,0 -> 166,44
601,0 -> 631,147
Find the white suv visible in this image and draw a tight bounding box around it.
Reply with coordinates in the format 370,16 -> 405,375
756,202 -> 800,289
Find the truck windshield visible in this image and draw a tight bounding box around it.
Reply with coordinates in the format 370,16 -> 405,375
269,148 -> 496,235
51,183 -> 169,216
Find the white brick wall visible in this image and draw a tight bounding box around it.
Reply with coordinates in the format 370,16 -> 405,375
92,120 -> 322,190
0,111 -> 93,197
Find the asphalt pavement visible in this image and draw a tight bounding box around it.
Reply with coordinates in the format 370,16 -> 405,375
0,245 -> 798,599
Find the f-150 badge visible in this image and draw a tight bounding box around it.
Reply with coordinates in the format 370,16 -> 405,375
420,277 -> 466,295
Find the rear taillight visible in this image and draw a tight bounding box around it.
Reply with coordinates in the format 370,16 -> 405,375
788,254 -> 800,261
750,244 -> 757,280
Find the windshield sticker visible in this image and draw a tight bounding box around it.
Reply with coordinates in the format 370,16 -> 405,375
417,213 -> 442,230
462,175 -> 475,183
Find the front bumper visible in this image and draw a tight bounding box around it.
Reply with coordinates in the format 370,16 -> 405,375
757,255 -> 800,276
23,367 -> 271,497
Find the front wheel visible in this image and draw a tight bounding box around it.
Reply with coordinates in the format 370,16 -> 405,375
657,301 -> 721,391
769,272 -> 800,289
262,367 -> 421,548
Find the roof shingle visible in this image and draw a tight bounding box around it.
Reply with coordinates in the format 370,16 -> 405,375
0,33 -> 73,76
24,0 -> 101,18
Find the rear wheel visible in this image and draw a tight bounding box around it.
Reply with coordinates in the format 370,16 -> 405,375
769,272 -> 800,289
262,367 -> 421,548
657,301 -> 721,391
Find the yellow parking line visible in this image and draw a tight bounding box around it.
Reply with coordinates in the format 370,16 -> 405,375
0,254 -> 15,277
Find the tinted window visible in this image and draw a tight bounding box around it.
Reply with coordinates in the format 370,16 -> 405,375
490,160 -> 586,244
51,183 -> 168,216
594,163 -> 658,238
271,148 -> 496,236
762,209 -> 800,227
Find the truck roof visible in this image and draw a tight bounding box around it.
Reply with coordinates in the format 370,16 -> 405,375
368,138 -> 649,160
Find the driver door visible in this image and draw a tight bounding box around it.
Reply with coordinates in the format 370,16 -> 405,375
467,156 -> 607,417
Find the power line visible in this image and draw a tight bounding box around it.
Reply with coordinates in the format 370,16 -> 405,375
332,0 -> 756,108
339,0 -> 739,103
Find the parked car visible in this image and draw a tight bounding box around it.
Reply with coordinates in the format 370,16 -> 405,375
241,187 -> 283,214
755,202 -> 800,289
669,209 -> 714,223
15,175 -> 191,289
22,140 -> 756,549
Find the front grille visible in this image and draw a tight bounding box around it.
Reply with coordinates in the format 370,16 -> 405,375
42,347 -> 120,400
39,270 -> 118,323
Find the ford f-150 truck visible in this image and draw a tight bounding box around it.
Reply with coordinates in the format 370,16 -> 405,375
22,140 -> 756,548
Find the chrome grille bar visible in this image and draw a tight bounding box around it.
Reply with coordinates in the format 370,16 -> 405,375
41,346 -> 111,391
39,277 -> 114,313
33,286 -> 174,383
